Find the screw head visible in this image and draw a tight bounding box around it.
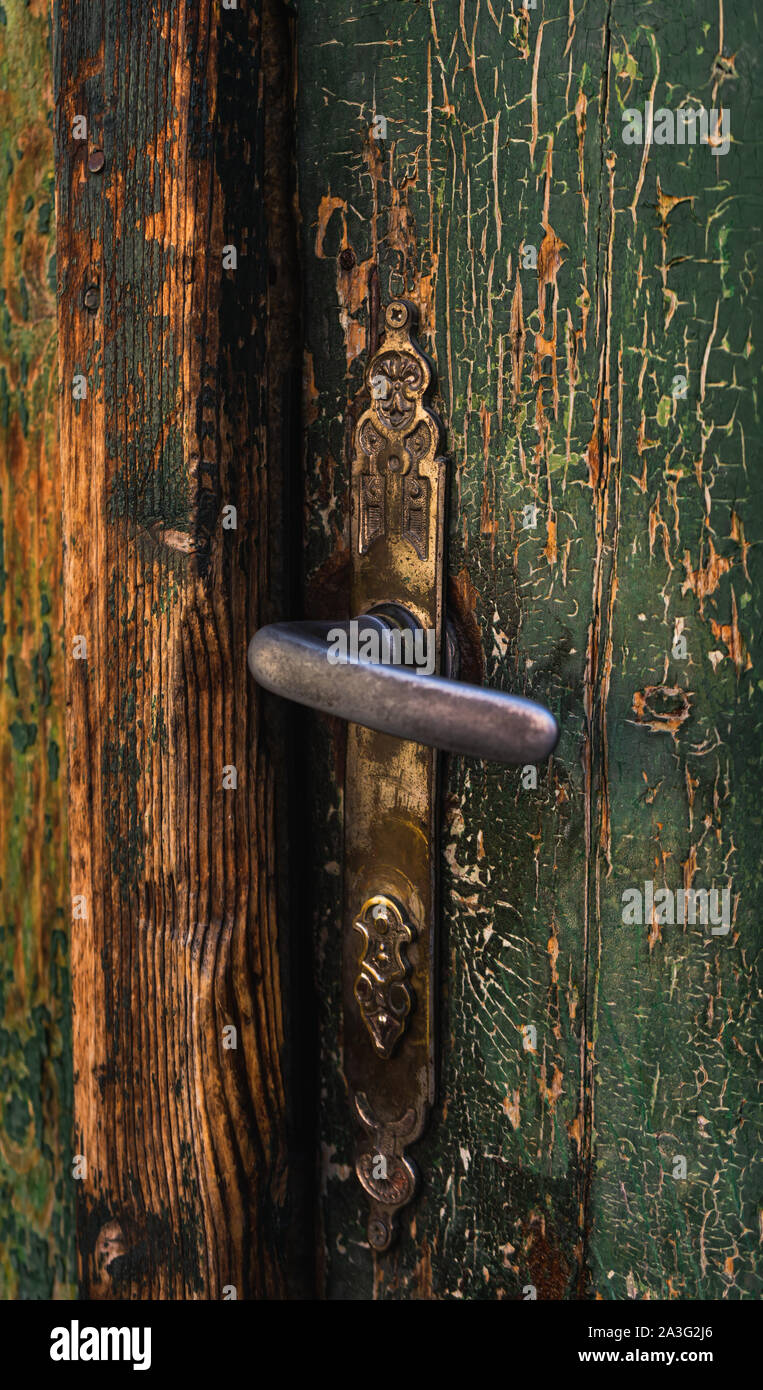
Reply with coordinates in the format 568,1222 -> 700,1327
88,150 -> 105,173
367,1217 -> 389,1250
385,300 -> 409,330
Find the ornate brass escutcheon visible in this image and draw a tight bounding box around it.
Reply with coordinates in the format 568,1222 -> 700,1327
344,299 -> 446,1251
353,894 -> 414,1059
248,301 -> 559,1254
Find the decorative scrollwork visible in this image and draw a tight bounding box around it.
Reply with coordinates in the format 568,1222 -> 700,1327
352,300 -> 442,559
353,894 -> 413,1058
345,297 -> 447,1254
354,1092 -> 422,1251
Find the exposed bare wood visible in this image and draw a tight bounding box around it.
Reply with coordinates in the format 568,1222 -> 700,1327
54,0 -> 301,1298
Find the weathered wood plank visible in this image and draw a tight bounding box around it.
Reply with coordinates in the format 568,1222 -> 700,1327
0,0 -> 73,1300
588,2 -> 761,1300
299,0 -> 604,1298
54,0 -> 303,1298
298,0 -> 760,1299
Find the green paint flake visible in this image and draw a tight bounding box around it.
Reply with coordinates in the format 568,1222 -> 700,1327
9,720 -> 37,753
656,395 -> 672,427
4,654 -> 17,697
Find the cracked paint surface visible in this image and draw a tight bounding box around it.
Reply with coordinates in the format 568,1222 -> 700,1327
299,0 -> 760,1298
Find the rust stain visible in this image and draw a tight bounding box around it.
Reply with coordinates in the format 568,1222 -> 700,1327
522,1211 -> 572,1300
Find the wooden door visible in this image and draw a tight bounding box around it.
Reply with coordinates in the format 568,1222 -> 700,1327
41,0 -> 759,1301
297,0 -> 760,1299
53,0 -> 311,1299
0,4 -> 73,1300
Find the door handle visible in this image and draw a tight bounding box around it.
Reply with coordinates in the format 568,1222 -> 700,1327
248,613 -> 559,764
248,299 -> 558,1252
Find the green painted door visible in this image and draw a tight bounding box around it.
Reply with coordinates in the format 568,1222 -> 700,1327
297,0 -> 760,1299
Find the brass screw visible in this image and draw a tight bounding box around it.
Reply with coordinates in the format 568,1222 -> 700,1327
367,1217 -> 389,1250
386,301 -> 408,329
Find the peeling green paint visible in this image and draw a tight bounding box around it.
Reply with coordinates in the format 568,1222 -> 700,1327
300,0 -> 761,1299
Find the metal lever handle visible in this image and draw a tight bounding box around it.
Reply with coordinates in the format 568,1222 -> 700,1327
248,614 -> 559,764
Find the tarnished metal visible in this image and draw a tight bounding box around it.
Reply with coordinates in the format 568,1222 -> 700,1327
353,894 -> 414,1058
247,299 -> 560,1251
343,299 -> 447,1250
247,618 -> 560,763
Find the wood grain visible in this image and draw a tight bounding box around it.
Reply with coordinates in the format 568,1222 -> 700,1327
0,0 -> 73,1300
54,0 -> 302,1298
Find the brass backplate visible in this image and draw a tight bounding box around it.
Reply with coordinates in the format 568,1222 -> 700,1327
344,299 -> 446,1251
